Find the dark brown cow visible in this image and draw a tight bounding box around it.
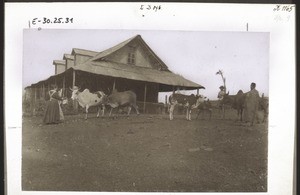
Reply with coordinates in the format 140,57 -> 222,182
221,90 -> 246,121
232,90 -> 247,121
169,93 -> 205,120
104,90 -> 140,117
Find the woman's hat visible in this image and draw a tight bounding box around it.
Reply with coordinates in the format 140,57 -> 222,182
219,86 -> 225,89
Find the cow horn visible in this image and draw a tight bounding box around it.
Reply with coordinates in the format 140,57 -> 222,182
69,87 -> 73,91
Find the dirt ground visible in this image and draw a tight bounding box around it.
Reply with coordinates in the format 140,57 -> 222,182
22,109 -> 268,192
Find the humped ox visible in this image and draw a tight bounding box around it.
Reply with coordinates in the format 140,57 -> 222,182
169,93 -> 205,121
70,87 -> 107,120
104,90 -> 140,117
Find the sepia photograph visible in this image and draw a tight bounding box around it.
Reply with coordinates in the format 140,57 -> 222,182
22,29 -> 269,192
5,2 -> 295,195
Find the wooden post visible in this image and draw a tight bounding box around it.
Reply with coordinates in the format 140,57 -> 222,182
72,70 -> 76,88
143,84 -> 147,114
55,77 -> 57,86
197,89 -> 199,96
63,76 -> 66,97
41,83 -> 44,99
30,88 -> 34,116
172,86 -> 175,94
39,85 -> 42,99
112,78 -> 116,91
33,87 -> 37,116
72,70 -> 78,112
34,87 -> 37,102
164,95 -> 168,115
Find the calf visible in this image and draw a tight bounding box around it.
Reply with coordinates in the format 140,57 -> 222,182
169,93 -> 205,121
196,99 -> 212,120
104,90 -> 139,117
70,87 -> 107,120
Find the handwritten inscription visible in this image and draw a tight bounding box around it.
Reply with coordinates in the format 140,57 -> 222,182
274,14 -> 291,22
139,4 -> 162,17
140,4 -> 161,12
31,17 -> 74,25
273,5 -> 294,12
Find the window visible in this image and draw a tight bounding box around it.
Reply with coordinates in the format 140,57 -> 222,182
127,46 -> 136,65
127,53 -> 135,65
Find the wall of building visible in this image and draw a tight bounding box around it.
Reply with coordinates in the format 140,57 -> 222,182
66,59 -> 74,69
106,43 -> 154,69
56,64 -> 66,74
74,54 -> 92,66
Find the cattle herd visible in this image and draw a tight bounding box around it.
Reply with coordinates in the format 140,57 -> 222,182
68,86 -> 268,122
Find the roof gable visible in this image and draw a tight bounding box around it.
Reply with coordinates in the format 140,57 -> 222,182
88,35 -> 169,71
53,60 -> 66,65
71,48 -> 98,57
63,54 -> 74,60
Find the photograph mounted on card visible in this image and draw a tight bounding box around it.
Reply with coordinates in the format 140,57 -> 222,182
4,2 -> 295,195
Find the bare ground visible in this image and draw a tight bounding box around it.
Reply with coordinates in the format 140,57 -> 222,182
22,110 -> 268,192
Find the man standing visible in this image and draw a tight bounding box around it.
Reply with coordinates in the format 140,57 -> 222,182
244,82 -> 260,126
217,86 -> 226,107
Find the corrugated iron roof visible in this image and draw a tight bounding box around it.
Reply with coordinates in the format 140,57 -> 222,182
72,60 -> 204,89
71,48 -> 98,57
63,54 -> 74,60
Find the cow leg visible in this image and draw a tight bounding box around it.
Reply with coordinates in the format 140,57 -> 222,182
186,108 -> 191,120
127,106 -> 132,116
196,109 -> 200,119
85,106 -> 89,120
189,109 -> 192,120
96,106 -> 100,118
169,104 -> 175,120
109,107 -> 114,117
132,104 -> 140,115
102,104 -> 105,117
186,108 -> 188,120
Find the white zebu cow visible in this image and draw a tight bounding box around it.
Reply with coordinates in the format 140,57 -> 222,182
169,93 -> 206,121
70,86 -> 107,120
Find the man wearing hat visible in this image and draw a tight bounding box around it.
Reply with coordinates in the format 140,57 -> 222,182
218,86 -> 226,100
217,86 -> 226,110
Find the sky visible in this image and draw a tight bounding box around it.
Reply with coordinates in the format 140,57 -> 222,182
23,29 -> 269,101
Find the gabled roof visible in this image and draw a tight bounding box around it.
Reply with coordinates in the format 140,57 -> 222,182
87,35 -> 169,71
71,48 -> 98,57
88,35 -> 138,62
71,60 -> 204,91
63,54 -> 74,60
53,60 -> 66,65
